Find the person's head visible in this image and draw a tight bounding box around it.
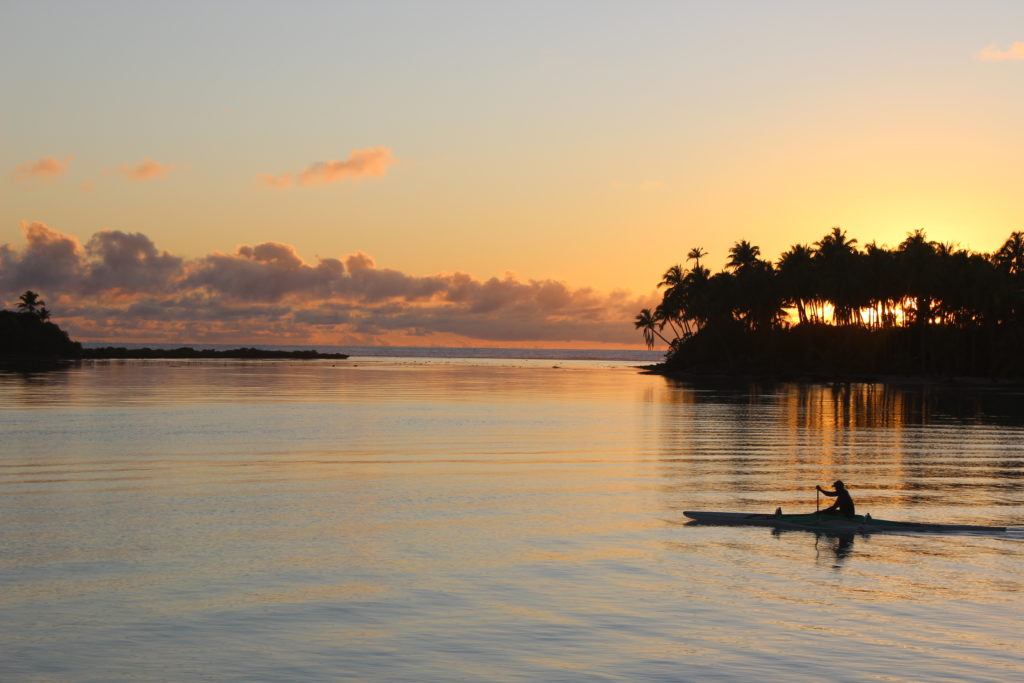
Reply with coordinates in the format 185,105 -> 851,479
833,480 -> 845,490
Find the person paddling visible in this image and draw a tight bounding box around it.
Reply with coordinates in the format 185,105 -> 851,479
816,480 -> 855,518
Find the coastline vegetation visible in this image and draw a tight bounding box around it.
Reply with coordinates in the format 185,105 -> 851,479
637,228 -> 1024,379
81,347 -> 349,360
1,290 -> 348,366
0,291 -> 82,366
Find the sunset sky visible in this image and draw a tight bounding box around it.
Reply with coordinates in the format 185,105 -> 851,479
3,2 -> 1022,347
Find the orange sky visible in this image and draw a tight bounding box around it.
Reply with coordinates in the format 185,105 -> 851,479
2,3 -> 1022,347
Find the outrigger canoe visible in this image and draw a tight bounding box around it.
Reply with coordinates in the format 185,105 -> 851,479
683,511 -> 1010,534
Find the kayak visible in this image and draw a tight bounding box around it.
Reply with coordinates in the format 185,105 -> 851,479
683,510 -> 1009,534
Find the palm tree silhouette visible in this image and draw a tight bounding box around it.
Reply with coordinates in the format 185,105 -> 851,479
657,265 -> 687,339
862,242 -> 898,328
687,247 -> 707,271
898,229 -> 939,327
726,240 -> 761,274
993,230 -> 1024,325
994,231 -> 1024,275
17,291 -> 45,316
813,227 -> 859,325
634,308 -> 672,350
726,241 -> 783,331
777,244 -> 815,324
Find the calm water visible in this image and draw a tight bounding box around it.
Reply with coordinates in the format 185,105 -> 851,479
1,358 -> 1022,681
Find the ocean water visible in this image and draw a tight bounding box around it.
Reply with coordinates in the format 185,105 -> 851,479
1,356 -> 1022,681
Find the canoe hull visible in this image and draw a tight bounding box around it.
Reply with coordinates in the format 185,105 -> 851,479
683,511 -> 1008,534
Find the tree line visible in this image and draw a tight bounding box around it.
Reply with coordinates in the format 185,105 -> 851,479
1,291 -> 348,364
1,291 -> 81,363
637,228 -> 1024,378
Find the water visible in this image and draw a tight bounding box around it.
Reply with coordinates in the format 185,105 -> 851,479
1,358 -> 1022,681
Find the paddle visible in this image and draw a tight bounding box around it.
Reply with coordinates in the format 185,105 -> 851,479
816,486 -> 820,513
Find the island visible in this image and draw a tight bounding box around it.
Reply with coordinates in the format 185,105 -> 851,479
1,298 -> 82,369
1,291 -> 348,369
81,346 -> 348,360
636,229 -> 1024,381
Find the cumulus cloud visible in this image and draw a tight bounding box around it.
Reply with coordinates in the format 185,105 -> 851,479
0,222 -> 655,347
83,230 -> 184,294
13,155 -> 73,181
0,221 -> 85,292
260,147 -> 395,189
185,242 -> 350,302
976,42 -> 1024,61
119,158 -> 174,181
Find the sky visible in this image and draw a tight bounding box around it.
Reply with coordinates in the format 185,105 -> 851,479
2,1 -> 1022,348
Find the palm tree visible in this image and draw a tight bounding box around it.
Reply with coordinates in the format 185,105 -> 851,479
724,240 -> 781,331
681,265 -> 711,330
726,240 -> 761,274
953,253 -> 1002,328
931,242 -> 962,326
654,301 -> 686,340
993,231 -> 1024,275
657,265 -> 687,339
813,227 -> 859,325
659,264 -> 685,291
863,242 -> 899,328
777,244 -> 815,324
897,229 -> 939,327
687,247 -> 707,271
992,231 -> 1024,325
17,290 -> 45,316
634,308 -> 672,350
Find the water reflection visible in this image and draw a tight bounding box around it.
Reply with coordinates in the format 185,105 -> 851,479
813,531 -> 856,567
667,378 -> 1024,428
655,379 -> 1024,527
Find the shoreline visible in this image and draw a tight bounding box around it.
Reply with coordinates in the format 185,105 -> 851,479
80,346 -> 349,360
639,364 -> 1024,388
2,347 -> 349,371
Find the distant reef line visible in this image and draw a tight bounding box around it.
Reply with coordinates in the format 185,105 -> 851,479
81,346 -> 348,360
1,307 -> 348,368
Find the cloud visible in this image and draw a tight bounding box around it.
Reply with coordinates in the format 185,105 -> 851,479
257,173 -> 293,189
13,155 -> 73,182
0,221 -> 84,293
976,42 -> 1024,61
185,242 -> 351,302
1,223 -> 654,347
260,147 -> 395,189
119,158 -> 174,181
83,230 -> 184,294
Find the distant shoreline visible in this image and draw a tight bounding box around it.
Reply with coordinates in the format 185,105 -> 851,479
80,346 -> 349,360
79,342 -> 661,363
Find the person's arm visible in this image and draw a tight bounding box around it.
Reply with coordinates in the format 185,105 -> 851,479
817,485 -> 838,497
